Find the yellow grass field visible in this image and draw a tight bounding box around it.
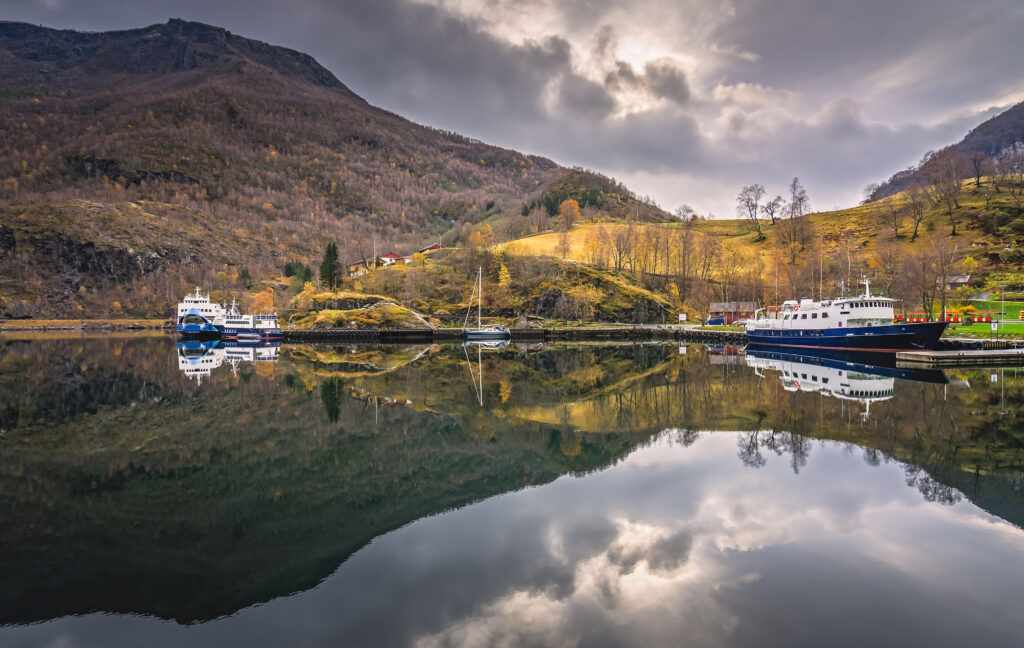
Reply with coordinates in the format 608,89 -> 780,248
495,179 -> 1009,279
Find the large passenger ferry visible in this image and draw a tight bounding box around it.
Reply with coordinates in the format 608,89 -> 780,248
746,279 -> 947,351
219,299 -> 282,341
176,288 -> 281,340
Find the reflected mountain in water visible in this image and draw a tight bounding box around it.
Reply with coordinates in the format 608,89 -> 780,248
0,336 -> 1021,628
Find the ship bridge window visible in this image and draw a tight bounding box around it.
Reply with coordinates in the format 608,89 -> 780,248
812,313 -> 818,319
784,315 -> 790,320
822,378 -> 829,384
822,312 -> 828,318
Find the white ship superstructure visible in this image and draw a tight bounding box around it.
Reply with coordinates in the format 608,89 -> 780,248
218,299 -> 282,340
746,279 -> 946,350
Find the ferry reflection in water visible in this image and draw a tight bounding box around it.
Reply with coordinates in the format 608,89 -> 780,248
177,339 -> 280,383
745,346 -> 948,419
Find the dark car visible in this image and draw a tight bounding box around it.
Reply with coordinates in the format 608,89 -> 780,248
705,317 -> 726,326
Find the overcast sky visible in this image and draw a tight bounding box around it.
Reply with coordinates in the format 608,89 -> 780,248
5,0 -> 1023,217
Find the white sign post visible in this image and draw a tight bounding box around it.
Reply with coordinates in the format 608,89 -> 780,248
678,313 -> 687,322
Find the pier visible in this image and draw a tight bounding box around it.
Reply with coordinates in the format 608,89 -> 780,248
897,348 -> 1024,368
281,326 -> 748,344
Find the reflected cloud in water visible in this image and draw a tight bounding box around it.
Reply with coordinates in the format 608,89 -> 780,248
7,433 -> 1022,648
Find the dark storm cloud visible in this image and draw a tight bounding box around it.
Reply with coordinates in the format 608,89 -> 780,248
605,59 -> 691,106
643,60 -> 690,105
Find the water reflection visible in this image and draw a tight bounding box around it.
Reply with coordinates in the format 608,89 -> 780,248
744,347 -> 948,419
0,336 -> 1022,647
177,339 -> 280,383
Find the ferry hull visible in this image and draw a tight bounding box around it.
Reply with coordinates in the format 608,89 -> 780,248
218,326 -> 283,341
745,347 -> 948,383
746,321 -> 948,352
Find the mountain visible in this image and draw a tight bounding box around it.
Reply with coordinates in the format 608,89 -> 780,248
0,20 -> 668,318
868,100 -> 1024,201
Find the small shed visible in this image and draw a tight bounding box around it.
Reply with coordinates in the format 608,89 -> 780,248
708,301 -> 759,324
946,274 -> 972,290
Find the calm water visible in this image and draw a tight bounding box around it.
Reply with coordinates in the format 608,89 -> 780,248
1,335 -> 1022,647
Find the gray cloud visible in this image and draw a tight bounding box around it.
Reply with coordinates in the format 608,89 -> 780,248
643,60 -> 690,105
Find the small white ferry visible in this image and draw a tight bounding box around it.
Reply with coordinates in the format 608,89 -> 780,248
177,287 -> 225,337
746,279 -> 947,351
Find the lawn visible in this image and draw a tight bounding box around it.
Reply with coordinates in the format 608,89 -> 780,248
944,320 -> 1024,338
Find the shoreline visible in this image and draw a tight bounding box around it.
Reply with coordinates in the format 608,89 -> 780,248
0,319 -> 171,331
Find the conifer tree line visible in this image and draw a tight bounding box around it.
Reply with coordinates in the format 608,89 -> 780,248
319,242 -> 341,290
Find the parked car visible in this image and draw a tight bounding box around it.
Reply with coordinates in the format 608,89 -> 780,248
705,317 -> 726,326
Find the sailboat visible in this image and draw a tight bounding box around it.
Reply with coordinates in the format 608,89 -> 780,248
463,267 -> 511,341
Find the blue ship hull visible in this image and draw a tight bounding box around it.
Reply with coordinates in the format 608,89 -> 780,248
178,322 -> 221,338
746,321 -> 948,351
745,347 -> 948,384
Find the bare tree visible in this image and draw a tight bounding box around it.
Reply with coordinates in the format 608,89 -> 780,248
788,177 -> 811,219
862,183 -> 880,204
737,184 -> 767,240
879,201 -> 903,239
932,237 -> 960,320
921,148 -> 967,235
762,195 -> 784,225
905,184 -> 928,242
900,246 -> 939,320
967,151 -> 992,188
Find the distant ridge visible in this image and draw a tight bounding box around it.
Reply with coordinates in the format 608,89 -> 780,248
869,100 -> 1024,201
0,19 -> 362,98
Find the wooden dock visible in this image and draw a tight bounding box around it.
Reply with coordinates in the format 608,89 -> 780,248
897,348 -> 1024,367
282,326 -> 748,344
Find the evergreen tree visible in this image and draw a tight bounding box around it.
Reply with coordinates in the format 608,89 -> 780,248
319,242 -> 340,289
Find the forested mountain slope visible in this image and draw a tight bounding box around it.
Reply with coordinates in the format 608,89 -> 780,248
0,20 -> 667,317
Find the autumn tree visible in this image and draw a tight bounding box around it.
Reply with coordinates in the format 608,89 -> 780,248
558,199 -> 581,229
248,287 -> 275,314
737,184 -> 766,240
